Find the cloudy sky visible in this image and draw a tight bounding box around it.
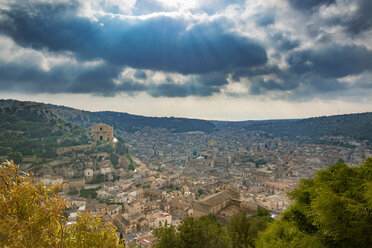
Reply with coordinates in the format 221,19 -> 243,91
0,0 -> 371,120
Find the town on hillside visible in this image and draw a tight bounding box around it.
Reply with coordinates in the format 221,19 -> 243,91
27,121 -> 372,247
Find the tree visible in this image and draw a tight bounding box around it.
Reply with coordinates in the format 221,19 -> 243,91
80,187 -> 99,199
228,209 -> 272,248
153,226 -> 179,248
255,220 -> 324,248
154,214 -> 230,248
228,212 -> 251,248
110,154 -> 119,167
0,161 -> 125,248
115,141 -> 128,155
256,158 -> 372,248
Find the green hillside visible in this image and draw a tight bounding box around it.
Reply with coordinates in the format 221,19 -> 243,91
2,99 -> 371,148
43,104 -> 216,134
0,100 -> 89,162
218,112 -> 372,147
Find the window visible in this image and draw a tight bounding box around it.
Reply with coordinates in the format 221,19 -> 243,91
100,136 -> 103,141
100,127 -> 102,131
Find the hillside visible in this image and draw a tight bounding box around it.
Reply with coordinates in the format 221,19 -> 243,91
213,112 -> 372,147
2,99 -> 371,148
0,100 -> 89,161
278,113 -> 372,142
43,103 -> 216,133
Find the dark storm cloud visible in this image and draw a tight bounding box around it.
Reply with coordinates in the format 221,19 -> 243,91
247,42 -> 372,98
249,78 -> 298,95
0,59 -> 221,97
246,73 -> 352,101
0,61 -> 126,95
272,33 -> 300,51
195,73 -> 229,87
232,62 -> 368,101
231,65 -> 282,81
288,0 -> 336,13
145,72 -> 227,97
0,1 -> 267,75
288,44 -> 372,78
330,0 -> 372,35
345,0 -> 372,35
72,65 -> 124,94
291,0 -> 372,36
148,82 -> 220,97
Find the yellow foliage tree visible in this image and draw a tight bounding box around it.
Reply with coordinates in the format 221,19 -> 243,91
0,161 -> 125,248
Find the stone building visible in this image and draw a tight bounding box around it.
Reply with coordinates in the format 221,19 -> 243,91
213,156 -> 231,168
192,190 -> 240,218
148,210 -> 172,228
251,168 -> 275,185
264,181 -> 290,193
90,123 -> 114,142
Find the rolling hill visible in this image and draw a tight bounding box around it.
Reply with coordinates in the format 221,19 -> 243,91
1,99 -> 371,148
43,103 -> 217,134
0,100 -> 89,161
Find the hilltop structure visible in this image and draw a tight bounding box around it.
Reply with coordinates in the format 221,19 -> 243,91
90,123 -> 114,142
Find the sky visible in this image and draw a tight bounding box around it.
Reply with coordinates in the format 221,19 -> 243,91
0,0 -> 371,120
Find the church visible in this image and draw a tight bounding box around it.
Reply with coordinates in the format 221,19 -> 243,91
90,123 -> 114,142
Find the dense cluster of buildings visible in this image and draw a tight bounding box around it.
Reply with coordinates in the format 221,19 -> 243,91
33,123 -> 372,247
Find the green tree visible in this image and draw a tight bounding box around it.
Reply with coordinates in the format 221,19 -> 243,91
178,215 -> 230,248
154,214 -> 230,248
255,220 -> 324,248
6,151 -> 23,164
110,154 -> 119,167
153,226 -> 179,248
115,142 -> 128,155
256,158 -> 372,248
0,161 -> 125,248
228,212 -> 251,248
228,209 -> 271,248
68,188 -> 79,196
80,187 -> 100,199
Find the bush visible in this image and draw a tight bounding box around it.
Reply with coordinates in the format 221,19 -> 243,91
80,187 -> 100,199
68,188 -> 79,196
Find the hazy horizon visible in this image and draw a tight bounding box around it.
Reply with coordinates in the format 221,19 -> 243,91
2,96 -> 371,122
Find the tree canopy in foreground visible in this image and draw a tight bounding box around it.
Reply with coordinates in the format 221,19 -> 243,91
0,160 -> 125,248
256,158 -> 372,248
153,209 -> 272,248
